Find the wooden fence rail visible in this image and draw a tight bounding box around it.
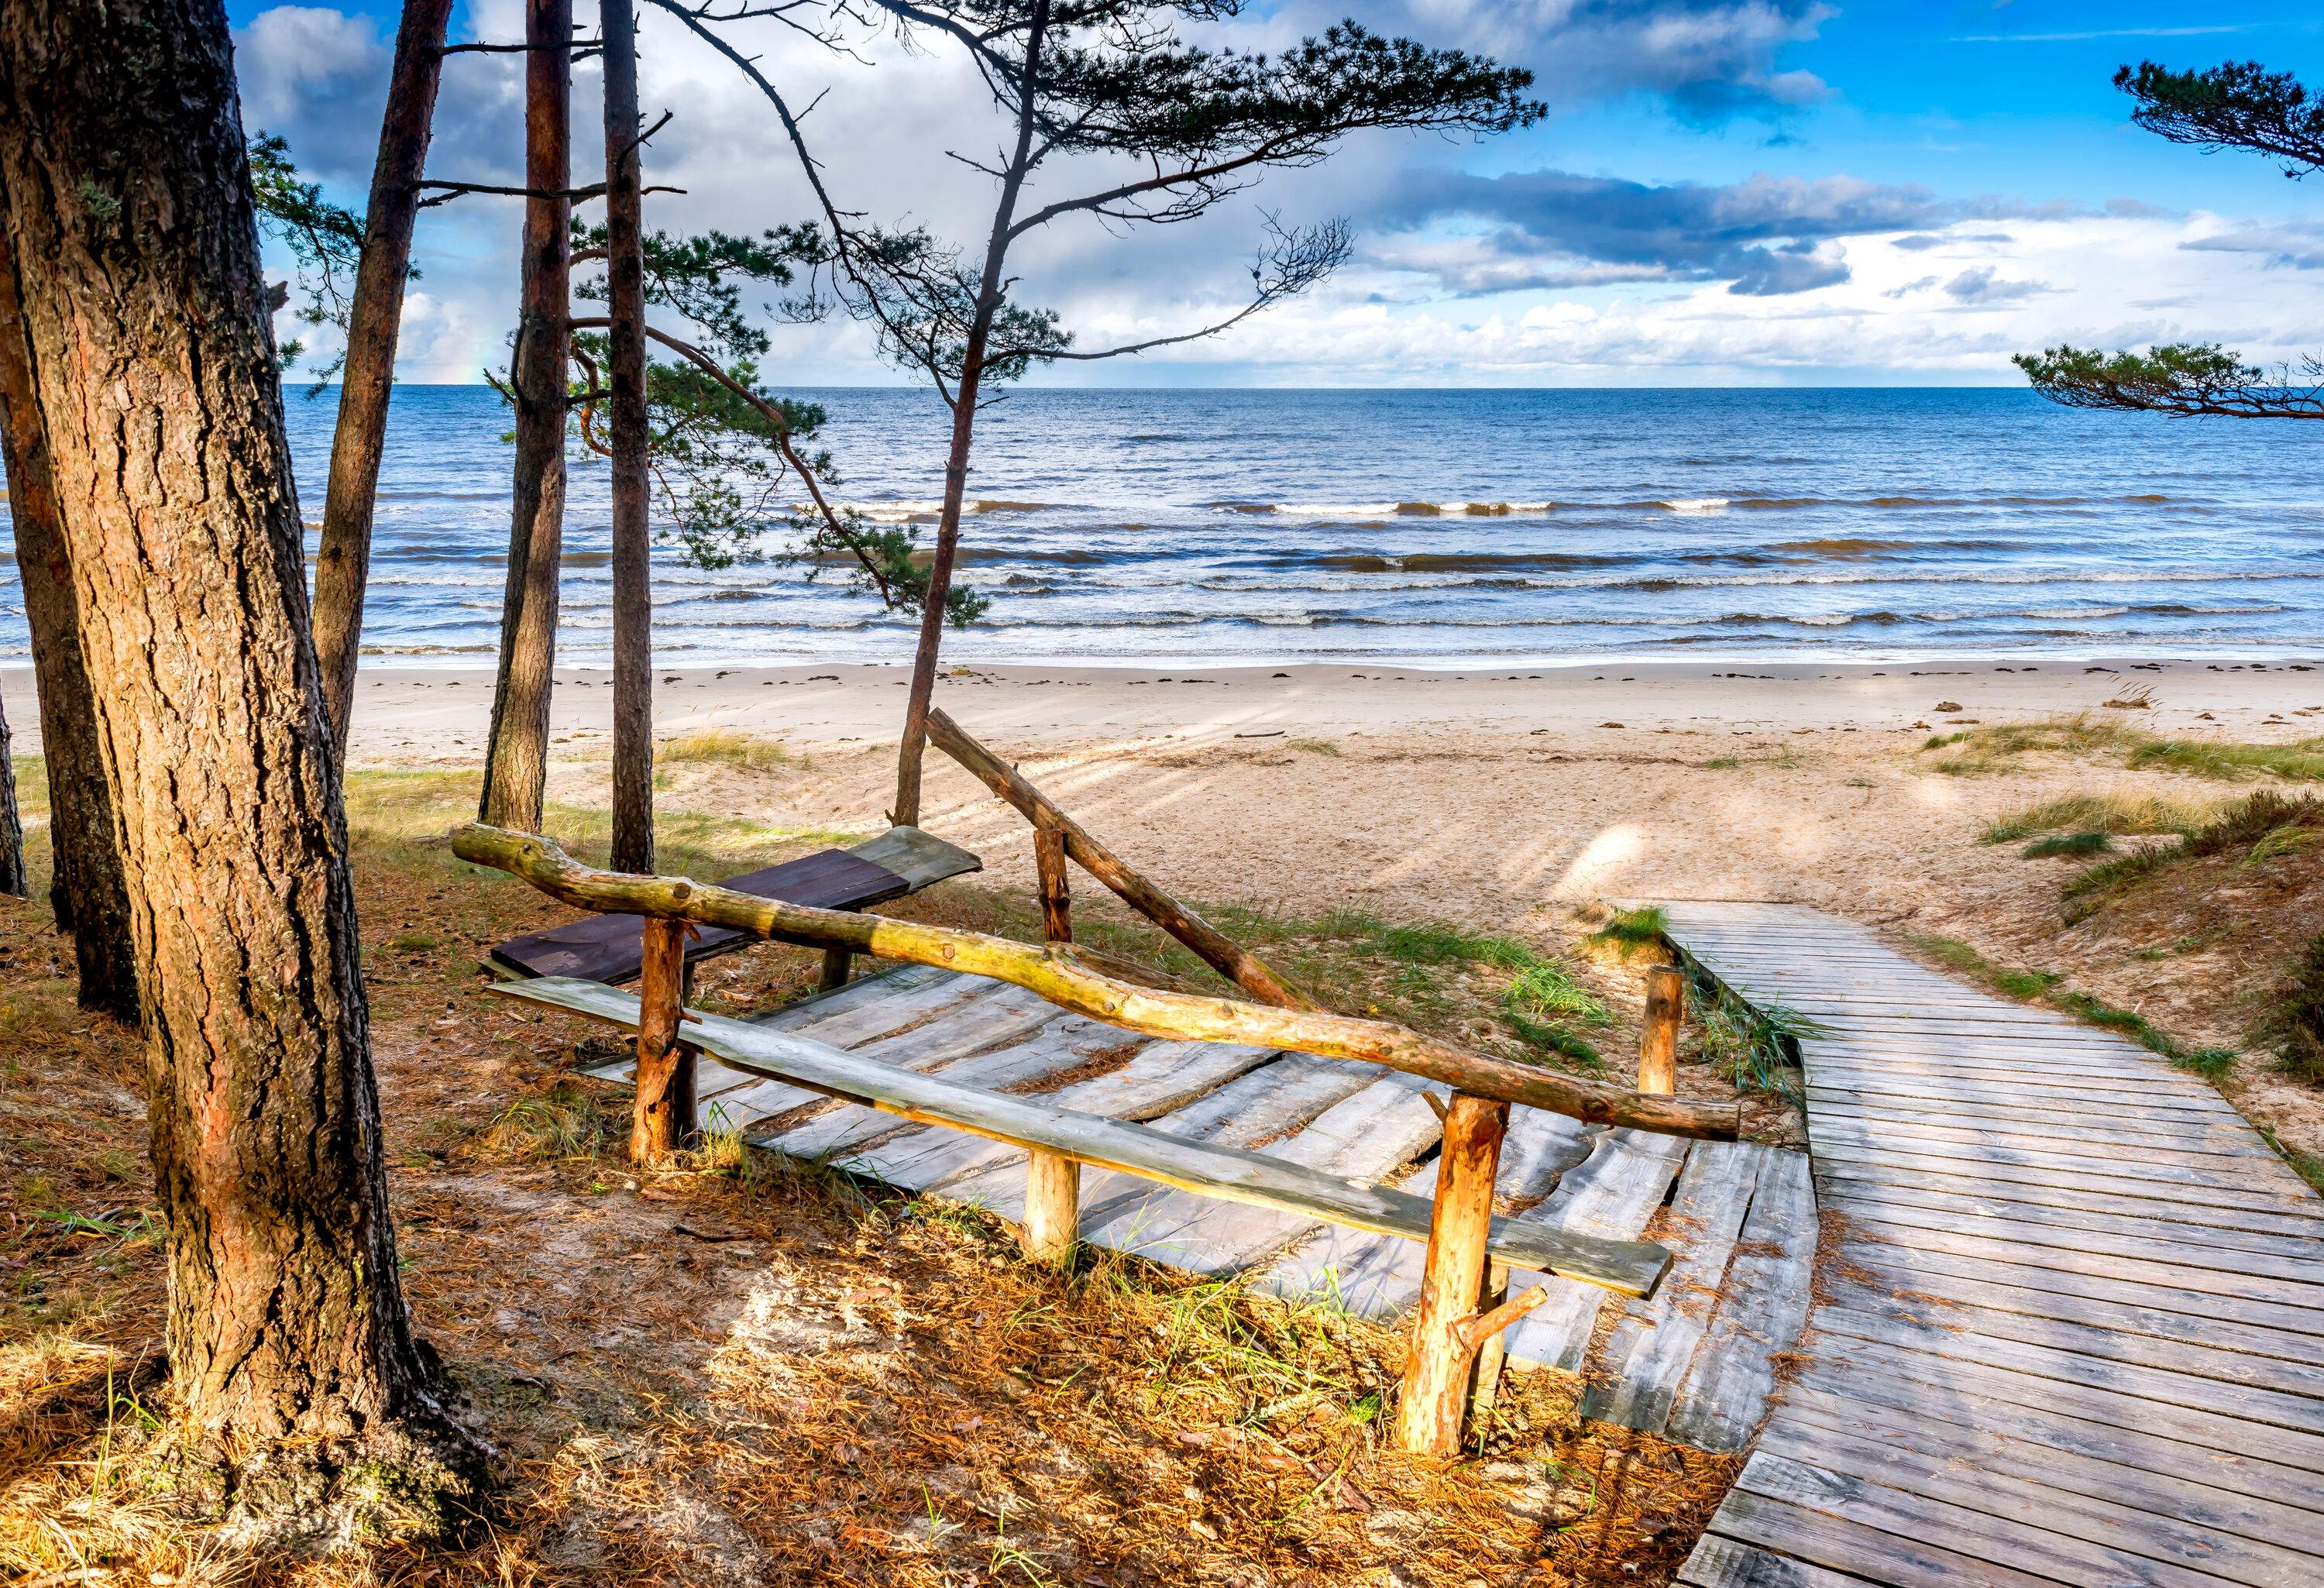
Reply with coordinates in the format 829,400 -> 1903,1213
450,824 -> 1741,1141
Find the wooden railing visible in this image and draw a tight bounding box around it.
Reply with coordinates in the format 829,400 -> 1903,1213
449,722 -> 1725,1455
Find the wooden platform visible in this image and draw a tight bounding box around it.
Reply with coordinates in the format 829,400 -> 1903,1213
576,961 -> 1813,1451
1662,902 -> 2324,1588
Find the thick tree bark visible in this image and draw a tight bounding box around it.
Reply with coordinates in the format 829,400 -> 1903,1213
0,0 -> 482,1539
480,0 -> 572,830
602,0 -> 655,873
0,207 -> 139,1018
0,685 -> 22,897
311,0 -> 455,761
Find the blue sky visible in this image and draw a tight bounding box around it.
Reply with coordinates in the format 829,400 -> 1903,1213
230,2 -> 2324,385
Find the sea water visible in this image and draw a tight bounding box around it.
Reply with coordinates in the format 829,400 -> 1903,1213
5,385 -> 2319,667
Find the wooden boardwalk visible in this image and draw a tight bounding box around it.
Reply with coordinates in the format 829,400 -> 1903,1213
1661,902 -> 2324,1588
579,961 -> 1813,1450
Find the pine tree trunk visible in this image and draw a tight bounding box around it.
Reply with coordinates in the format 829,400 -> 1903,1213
0,0 -> 482,1540
602,0 -> 655,873
311,0 -> 455,761
0,203 -> 140,1019
892,0 -> 1049,826
0,685 -> 23,898
480,0 -> 572,831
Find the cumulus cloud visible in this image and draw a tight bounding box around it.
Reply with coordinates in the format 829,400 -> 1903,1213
1883,273 -> 1937,298
1369,0 -> 1837,120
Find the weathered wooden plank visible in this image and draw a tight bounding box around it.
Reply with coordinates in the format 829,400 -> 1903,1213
1808,1119 -> 2311,1195
1678,1535 -> 1888,1588
717,980 -> 1066,1129
1801,1329 -> 2324,1475
1062,1054 -> 1387,1232
1824,1275 -> 2324,1401
1710,1478 -> 2071,1588
770,1012 -> 1128,1164
1755,1417 -> 2324,1587
1809,1097 -> 2270,1157
1821,1184 -> 2324,1287
853,1040 -> 1287,1200
1581,1139 -> 1764,1433
1775,1385 -> 2324,1562
1798,1353 -> 2324,1525
1835,1212 -> 2324,1317
1822,1181 -> 2324,1264
1812,1159 -> 2324,1240
1844,1236 -> 2324,1344
1665,1147 -> 1817,1452
1810,1140 -> 2318,1216
1803,1064 -> 2237,1112
1078,1074 -> 1447,1275
1252,1105 -> 1597,1317
1737,1449 -> 2260,1588
844,823 -> 983,892
494,977 -> 1672,1294
1500,1129 -> 1692,1372
755,961 -> 952,1026
1810,1301 -> 2324,1441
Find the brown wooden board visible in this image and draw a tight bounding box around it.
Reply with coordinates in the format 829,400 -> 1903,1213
490,847 -> 909,981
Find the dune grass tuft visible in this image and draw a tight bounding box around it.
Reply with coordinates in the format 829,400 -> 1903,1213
1907,933 -> 2234,1077
658,727 -> 797,772
2126,734 -> 2324,782
2023,831 -> 2113,858
1980,792 -> 2211,844
1580,906 -> 1669,961
2268,933 -> 2324,1084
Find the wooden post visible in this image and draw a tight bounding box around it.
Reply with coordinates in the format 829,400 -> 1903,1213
817,946 -> 853,992
1395,1092 -> 1508,1454
1468,1261 -> 1511,1423
1035,825 -> 1071,943
1639,965 -> 1684,1095
631,916 -> 696,1160
926,708 -> 1311,1009
1021,1149 -> 1080,1263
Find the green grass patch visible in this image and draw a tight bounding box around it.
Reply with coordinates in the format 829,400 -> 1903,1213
1979,792 -> 2211,844
2126,734 -> 2324,782
1504,961 -> 1613,1026
2061,790 -> 2324,922
2258,1126 -> 2324,1194
2267,932 -> 2324,1084
1915,717 -> 2131,776
1907,933 -> 2234,1078
2023,831 -> 2112,858
1580,906 -> 1669,961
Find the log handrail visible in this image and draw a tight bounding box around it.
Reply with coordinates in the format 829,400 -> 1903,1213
452,823 -> 1741,1139
923,707 -> 1313,1009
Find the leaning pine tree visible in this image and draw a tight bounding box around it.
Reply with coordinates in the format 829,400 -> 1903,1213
2017,59 -> 2324,419
655,0 -> 1545,823
0,0 -> 483,1541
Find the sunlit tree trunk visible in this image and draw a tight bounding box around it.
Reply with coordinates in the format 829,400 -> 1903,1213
0,685 -> 22,897
481,0 -> 572,830
603,0 -> 655,871
312,0 -> 456,761
0,206 -> 139,1018
0,0 -> 481,1537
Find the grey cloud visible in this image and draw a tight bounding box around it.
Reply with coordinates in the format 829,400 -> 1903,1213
1884,274 -> 1937,298
1275,1 -> 1835,122
1372,167 -> 2029,296
1943,266 -> 2051,304
2184,225 -> 2324,271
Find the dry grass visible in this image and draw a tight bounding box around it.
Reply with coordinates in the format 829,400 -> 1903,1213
658,727 -> 799,774
0,767 -> 1743,1586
